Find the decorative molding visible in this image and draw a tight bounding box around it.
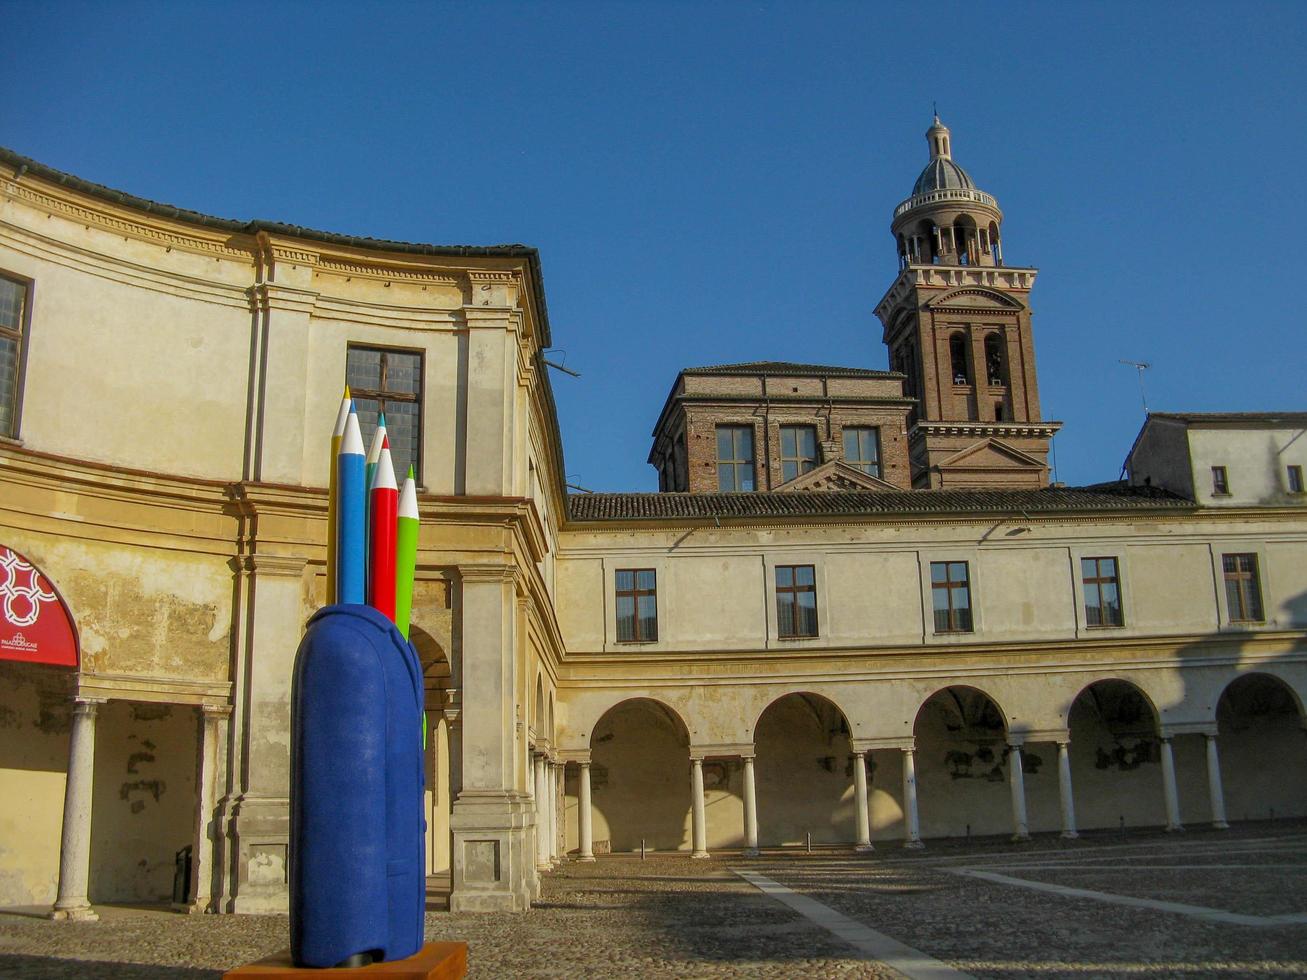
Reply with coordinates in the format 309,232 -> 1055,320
76,672 -> 231,707
247,554 -> 309,577
915,421 -> 1062,439
466,271 -> 519,284
318,258 -> 460,284
458,562 -> 519,584
4,180 -> 248,259
690,741 -> 756,760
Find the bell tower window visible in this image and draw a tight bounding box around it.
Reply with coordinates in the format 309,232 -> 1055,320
949,333 -> 969,385
985,334 -> 1005,386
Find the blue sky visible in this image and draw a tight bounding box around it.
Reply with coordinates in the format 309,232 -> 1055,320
7,1 -> 1305,491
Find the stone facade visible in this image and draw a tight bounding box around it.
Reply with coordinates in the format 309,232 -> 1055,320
1,118 -> 1305,925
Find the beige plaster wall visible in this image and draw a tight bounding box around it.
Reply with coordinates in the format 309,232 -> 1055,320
88,700 -> 196,903
0,663 -> 69,907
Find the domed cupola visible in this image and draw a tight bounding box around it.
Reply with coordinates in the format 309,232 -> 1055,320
891,117 -> 1004,269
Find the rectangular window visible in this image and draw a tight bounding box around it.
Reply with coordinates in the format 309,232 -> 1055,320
1211,465 -> 1229,495
615,569 -> 658,642
775,565 -> 818,638
0,274 -> 29,439
842,427 -> 882,478
716,425 -> 755,491
1081,557 -> 1124,628
779,425 -> 818,483
1288,465 -> 1304,493
931,561 -> 973,633
1222,554 -> 1264,624
346,346 -> 423,482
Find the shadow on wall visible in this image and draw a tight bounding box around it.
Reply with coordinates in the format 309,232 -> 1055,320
590,698 -> 692,853
755,693 -> 854,846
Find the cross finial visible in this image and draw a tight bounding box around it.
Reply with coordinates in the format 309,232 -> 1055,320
933,100 -> 938,120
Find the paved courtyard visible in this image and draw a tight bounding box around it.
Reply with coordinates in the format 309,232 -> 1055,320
3,822 -> 1307,978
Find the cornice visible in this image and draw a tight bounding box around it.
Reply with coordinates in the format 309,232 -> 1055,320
76,671 -> 232,707
914,421 -> 1063,439
874,264 -> 1038,323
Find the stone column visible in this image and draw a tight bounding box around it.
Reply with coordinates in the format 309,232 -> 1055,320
1056,739 -> 1078,840
1205,734 -> 1229,830
545,761 -> 558,864
534,754 -> 550,870
50,697 -> 103,921
902,747 -> 924,849
1160,736 -> 1184,832
852,751 -> 873,852
1008,743 -> 1031,842
742,755 -> 759,857
578,762 -> 595,861
182,705 -> 229,913
690,758 -> 709,858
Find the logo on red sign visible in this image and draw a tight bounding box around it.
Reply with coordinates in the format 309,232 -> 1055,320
0,546 -> 78,667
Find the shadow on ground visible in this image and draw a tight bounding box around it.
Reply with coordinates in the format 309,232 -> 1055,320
0,953 -> 221,979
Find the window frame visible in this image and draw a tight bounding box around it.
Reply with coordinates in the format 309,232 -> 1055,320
0,270 -> 35,442
1211,465 -> 1229,496
1081,556 -> 1125,629
614,568 -> 658,643
842,426 -> 882,478
345,343 -> 425,484
778,424 -> 819,484
929,560 -> 974,634
774,563 -> 819,639
715,424 -> 756,492
1221,552 -> 1264,625
1287,465 -> 1304,494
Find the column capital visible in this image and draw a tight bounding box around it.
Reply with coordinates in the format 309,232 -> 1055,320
201,704 -> 233,720
72,697 -> 105,713
458,562 -> 519,584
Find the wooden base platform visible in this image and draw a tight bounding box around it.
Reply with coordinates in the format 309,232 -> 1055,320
223,942 -> 467,978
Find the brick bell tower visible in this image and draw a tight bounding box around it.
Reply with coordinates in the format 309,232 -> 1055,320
874,117 -> 1060,489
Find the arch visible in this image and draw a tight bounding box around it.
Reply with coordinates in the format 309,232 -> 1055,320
409,624 -> 451,695
749,689 -> 852,741
953,214 -> 978,265
753,692 -> 856,846
548,691 -> 555,742
984,332 -> 1005,387
912,685 -> 1013,839
1066,679 -> 1165,831
948,332 -> 969,385
587,697 -> 692,852
988,221 -> 1002,264
0,544 -> 80,668
534,673 -> 545,741
914,218 -> 938,263
1215,672 -> 1307,822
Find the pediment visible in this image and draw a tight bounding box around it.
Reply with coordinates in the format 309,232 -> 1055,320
937,438 -> 1045,471
777,460 -> 900,492
926,287 -> 1025,312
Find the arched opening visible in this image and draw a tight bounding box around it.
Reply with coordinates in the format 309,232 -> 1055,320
1217,673 -> 1307,821
411,624 -> 454,879
588,698 -> 692,853
915,219 -> 938,264
897,234 -> 908,270
913,686 -> 1014,839
534,674 -> 545,740
949,332 -> 970,385
988,222 -> 1002,265
1066,679 -> 1165,830
754,693 -> 855,847
984,333 -> 1005,387
954,216 -> 978,265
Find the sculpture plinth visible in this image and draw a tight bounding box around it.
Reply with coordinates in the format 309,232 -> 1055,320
223,942 -> 467,979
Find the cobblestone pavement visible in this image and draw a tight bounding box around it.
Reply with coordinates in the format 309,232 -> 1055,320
2,822 -> 1306,978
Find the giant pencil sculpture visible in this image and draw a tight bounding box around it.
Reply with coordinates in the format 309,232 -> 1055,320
326,387 -> 352,605
335,405 -> 367,605
395,466 -> 419,639
363,412 -> 387,575
368,437 -> 399,621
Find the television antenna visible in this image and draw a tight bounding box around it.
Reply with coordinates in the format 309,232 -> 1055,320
1119,360 -> 1152,414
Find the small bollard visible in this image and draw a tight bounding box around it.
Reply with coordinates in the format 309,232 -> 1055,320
641,838 -> 646,861
1119,815 -> 1125,834
805,832 -> 811,854
965,823 -> 971,838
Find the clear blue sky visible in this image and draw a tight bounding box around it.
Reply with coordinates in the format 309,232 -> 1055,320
7,1 -> 1305,491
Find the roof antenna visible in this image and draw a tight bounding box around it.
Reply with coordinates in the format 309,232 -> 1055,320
932,100 -> 938,118
1118,360 -> 1152,415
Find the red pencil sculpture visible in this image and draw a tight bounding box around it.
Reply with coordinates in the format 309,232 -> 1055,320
367,436 -> 399,621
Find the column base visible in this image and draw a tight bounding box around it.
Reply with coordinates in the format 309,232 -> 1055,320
1212,821 -> 1229,830
1165,824 -> 1186,833
854,843 -> 876,853
691,851 -> 710,859
49,904 -> 98,922
743,847 -> 760,857
1059,831 -> 1080,840
1011,833 -> 1032,843
903,839 -> 925,850
578,855 -> 596,863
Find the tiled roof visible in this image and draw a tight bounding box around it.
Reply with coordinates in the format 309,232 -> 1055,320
682,361 -> 900,378
567,485 -> 1192,522
1148,412 -> 1307,425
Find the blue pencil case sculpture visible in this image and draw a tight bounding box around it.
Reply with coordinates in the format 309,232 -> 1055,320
290,604 -> 425,968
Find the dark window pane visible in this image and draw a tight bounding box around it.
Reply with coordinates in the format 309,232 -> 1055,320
933,607 -> 951,632
615,570 -> 634,591
796,566 -> 815,586
347,348 -> 382,390
0,335 -> 16,437
775,566 -> 793,588
738,467 -> 754,492
0,277 -> 24,330
616,596 -> 635,642
954,607 -> 973,631
637,595 -> 658,640
777,598 -> 795,637
781,427 -> 796,457
636,570 -> 656,591
797,591 -> 818,635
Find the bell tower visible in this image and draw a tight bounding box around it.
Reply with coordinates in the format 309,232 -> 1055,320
875,117 -> 1060,489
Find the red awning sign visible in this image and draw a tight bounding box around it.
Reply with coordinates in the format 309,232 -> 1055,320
0,546 -> 79,668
